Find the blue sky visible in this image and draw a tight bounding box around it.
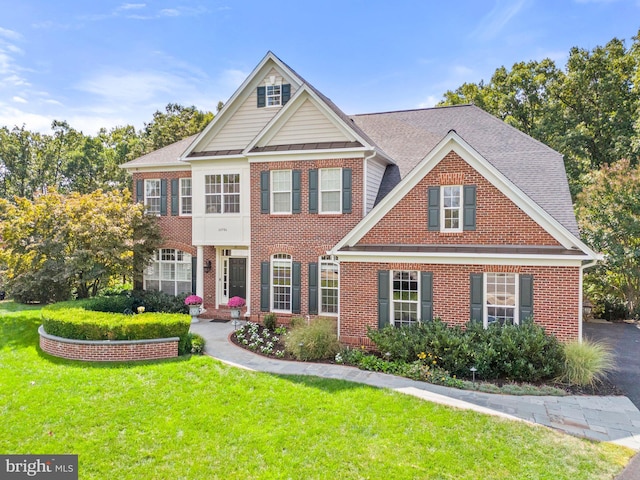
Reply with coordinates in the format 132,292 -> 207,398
0,0 -> 637,135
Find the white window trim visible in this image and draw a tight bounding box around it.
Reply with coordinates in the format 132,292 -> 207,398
144,179 -> 161,215
441,185 -> 463,232
266,83 -> 282,107
204,173 -> 240,215
483,272 -> 519,328
179,177 -> 192,216
319,255 -> 339,316
271,170 -> 292,215
390,270 -> 420,327
143,248 -> 192,296
319,167 -> 342,214
271,253 -> 292,313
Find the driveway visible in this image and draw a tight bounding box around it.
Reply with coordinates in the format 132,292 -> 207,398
584,321 -> 640,409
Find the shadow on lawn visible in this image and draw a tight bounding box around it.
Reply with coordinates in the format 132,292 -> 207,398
273,373 -> 375,394
0,313 -> 41,350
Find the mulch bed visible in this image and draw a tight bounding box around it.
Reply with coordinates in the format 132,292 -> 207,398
230,324 -> 625,397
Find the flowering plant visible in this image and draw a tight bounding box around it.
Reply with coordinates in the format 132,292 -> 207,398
184,295 -> 203,306
228,296 -> 246,308
137,306 -> 145,314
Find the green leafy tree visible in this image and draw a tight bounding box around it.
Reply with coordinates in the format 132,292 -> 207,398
0,190 -> 161,302
576,159 -> 640,313
142,103 -> 213,152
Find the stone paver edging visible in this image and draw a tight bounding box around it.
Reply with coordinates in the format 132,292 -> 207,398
190,320 -> 640,451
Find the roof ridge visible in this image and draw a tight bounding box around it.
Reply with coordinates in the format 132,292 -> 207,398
352,104 -> 475,117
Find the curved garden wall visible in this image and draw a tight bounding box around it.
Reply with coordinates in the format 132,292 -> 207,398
39,326 -> 179,362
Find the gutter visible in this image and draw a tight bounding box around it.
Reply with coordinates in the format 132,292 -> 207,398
579,257 -> 600,342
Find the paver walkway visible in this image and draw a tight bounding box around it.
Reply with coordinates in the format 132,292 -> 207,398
190,319 -> 640,451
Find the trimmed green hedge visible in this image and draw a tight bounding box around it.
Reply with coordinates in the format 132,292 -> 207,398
42,301 -> 190,342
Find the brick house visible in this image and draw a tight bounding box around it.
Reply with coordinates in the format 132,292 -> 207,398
121,52 -> 599,343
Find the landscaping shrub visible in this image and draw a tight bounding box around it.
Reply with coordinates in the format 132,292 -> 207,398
129,290 -> 189,314
285,318 -> 340,361
42,302 -> 190,342
592,294 -> 629,321
367,319 -> 564,382
179,332 -> 206,355
556,339 -> 615,386
82,294 -> 134,314
289,316 -> 306,329
263,312 -> 277,331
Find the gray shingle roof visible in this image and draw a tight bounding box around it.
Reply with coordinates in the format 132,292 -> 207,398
351,105 -> 579,236
120,134 -> 198,168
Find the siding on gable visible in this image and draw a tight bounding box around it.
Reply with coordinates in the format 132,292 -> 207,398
357,151 -> 561,247
268,98 -> 349,146
365,157 -> 386,214
200,67 -> 298,152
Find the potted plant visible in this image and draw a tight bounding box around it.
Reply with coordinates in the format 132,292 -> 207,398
185,295 -> 203,323
228,296 -> 245,319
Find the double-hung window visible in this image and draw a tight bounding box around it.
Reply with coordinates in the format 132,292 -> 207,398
144,179 -> 161,215
392,270 -> 419,327
271,254 -> 292,312
485,273 -> 518,327
266,84 -> 281,106
320,255 -> 339,314
271,170 -> 292,214
180,178 -> 192,215
442,185 -> 462,231
205,174 -> 240,214
319,168 -> 341,213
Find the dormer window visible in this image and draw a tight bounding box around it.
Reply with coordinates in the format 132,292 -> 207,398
266,84 -> 281,106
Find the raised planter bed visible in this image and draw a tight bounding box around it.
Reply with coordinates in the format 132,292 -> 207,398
39,326 -> 179,362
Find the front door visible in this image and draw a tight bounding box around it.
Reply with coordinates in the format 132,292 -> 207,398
228,258 -> 247,300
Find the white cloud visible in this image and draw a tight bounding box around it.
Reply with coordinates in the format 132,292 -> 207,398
0,104 -> 53,132
0,27 -> 22,41
417,95 -> 440,108
471,0 -> 528,40
118,3 -> 146,10
220,69 -> 248,89
76,70 -> 189,103
12,96 -> 27,104
159,9 -> 180,17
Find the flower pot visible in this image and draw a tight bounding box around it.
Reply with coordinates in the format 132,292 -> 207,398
230,307 -> 241,320
189,305 -> 201,323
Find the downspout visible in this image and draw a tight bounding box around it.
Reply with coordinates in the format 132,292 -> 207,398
579,258 -> 599,342
362,149 -> 377,217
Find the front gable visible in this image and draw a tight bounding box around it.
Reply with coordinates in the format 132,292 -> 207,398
333,131 -> 599,261
182,53 -> 303,158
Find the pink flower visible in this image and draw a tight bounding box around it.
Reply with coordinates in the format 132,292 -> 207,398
185,295 -> 203,306
228,296 -> 246,308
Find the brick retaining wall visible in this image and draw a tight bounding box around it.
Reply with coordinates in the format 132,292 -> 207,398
39,326 -> 179,362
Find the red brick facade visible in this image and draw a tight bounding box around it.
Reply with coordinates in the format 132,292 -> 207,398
249,158 -> 364,322
339,262 -> 580,345
358,152 -> 560,246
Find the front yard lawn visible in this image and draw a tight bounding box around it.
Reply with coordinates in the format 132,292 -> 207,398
0,301 -> 633,479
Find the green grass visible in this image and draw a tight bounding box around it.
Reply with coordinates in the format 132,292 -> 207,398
0,301 -> 633,479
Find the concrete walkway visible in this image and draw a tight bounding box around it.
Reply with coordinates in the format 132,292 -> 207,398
190,319 -> 640,451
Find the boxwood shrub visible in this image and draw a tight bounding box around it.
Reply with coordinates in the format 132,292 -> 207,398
367,319 -> 565,382
42,302 -> 190,343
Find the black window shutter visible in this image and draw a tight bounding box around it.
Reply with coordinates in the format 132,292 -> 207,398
292,261 -> 301,314
308,262 -> 318,314
309,169 -> 318,214
342,168 -> 352,214
378,270 -> 390,329
136,179 -> 144,204
260,171 -> 270,214
420,272 -> 433,322
470,273 -> 483,324
282,84 -> 291,105
428,186 -> 440,231
292,170 -> 301,214
260,261 -> 270,311
519,274 -> 534,322
257,86 -> 266,108
171,179 -> 179,216
160,179 -> 168,216
191,256 -> 197,294
463,185 -> 477,231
